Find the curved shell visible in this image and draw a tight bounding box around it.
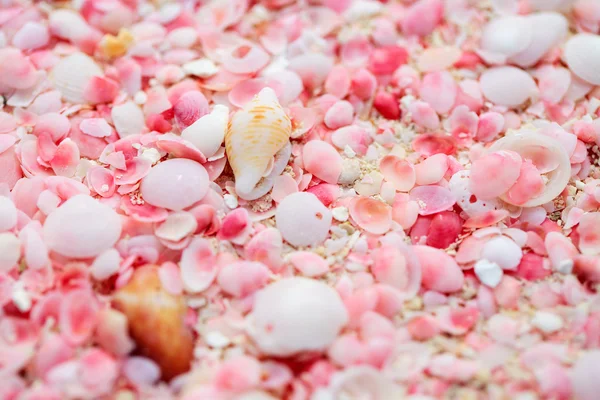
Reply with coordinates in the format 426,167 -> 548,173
564,33 -> 600,85
51,53 -> 102,104
509,12 -> 568,68
480,66 -> 538,107
225,87 -> 292,200
488,132 -> 571,207
480,16 -> 533,58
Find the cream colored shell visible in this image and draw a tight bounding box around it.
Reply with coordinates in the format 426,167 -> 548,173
225,87 -> 292,200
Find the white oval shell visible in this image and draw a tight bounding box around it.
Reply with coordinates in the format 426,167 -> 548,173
509,12 -> 568,68
481,16 -> 533,58
276,192 -> 332,247
51,53 -> 102,104
247,277 -> 348,356
111,101 -> 145,138
181,104 -> 229,158
488,132 -> 571,207
225,87 -> 291,200
564,33 -> 600,85
480,66 -> 538,107
43,195 -> 122,258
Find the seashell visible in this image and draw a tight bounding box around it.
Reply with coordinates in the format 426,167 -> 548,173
181,105 -> 228,159
479,66 -> 538,107
564,33 -> 600,86
113,265 -> 194,380
488,131 -> 571,207
527,0 -> 575,11
225,87 -> 292,200
51,53 -> 102,104
111,101 -> 145,138
509,13 -> 568,68
480,16 -> 533,59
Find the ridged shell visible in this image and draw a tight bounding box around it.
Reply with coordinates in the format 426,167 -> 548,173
225,87 -> 291,200
51,53 -> 102,104
564,33 -> 600,85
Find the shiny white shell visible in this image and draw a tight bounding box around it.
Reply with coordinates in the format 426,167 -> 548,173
564,33 -> 600,85
480,66 -> 538,107
225,87 -> 291,200
480,16 -> 532,58
509,12 -> 568,68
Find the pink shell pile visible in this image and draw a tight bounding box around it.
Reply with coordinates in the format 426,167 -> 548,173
1,0 -> 600,398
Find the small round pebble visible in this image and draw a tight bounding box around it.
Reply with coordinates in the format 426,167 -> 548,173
276,192 -> 332,247
248,277 -> 348,356
140,159 -> 209,211
43,195 -> 122,258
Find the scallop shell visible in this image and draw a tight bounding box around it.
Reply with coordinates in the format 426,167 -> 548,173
225,87 -> 292,200
51,53 -> 102,104
564,33 -> 600,85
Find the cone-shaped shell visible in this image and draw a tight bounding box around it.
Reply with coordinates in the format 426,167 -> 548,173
225,87 -> 292,200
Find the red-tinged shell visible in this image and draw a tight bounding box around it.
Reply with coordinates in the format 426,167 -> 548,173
367,45 -> 408,76
112,266 -> 194,381
504,160 -> 545,206
83,76 -> 119,104
412,134 -> 456,156
349,196 -> 392,235
470,150 -> 522,200
401,0 -> 444,37
379,155 -> 416,192
409,185 -> 456,216
373,91 -> 400,120
425,211 -> 463,249
464,209 -> 510,229
514,253 -> 551,281
306,183 -> 340,207
413,245 -> 464,293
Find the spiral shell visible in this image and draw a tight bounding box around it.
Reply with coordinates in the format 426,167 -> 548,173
225,87 -> 292,200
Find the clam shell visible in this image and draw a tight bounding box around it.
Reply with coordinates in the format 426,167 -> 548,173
509,12 -> 568,68
564,33 -> 600,85
51,53 -> 102,104
225,87 -> 291,200
480,66 -> 538,107
480,16 -> 533,58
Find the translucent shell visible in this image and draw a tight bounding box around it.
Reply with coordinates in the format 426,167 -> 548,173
225,87 -> 292,200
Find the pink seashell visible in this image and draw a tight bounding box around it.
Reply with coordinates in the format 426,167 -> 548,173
476,112 -> 504,142
409,185 -> 456,216
424,211 -> 463,249
156,136 -> 207,164
174,90 -> 209,130
350,68 -> 377,100
180,237 -> 217,293
367,45 -> 408,76
419,71 -> 458,114
244,228 -> 283,272
464,209 -> 509,228
271,174 -> 298,203
409,101 -> 440,130
214,355 -> 261,392
415,154 -> 448,186
325,65 -> 351,99
12,22 -> 50,50
391,196 -> 419,230
276,192 -> 332,247
379,155 -> 416,192
302,140 -> 343,184
217,208 -> 250,243
288,251 -> 329,277
83,76 -> 119,105
59,289 -> 99,345
199,69 -> 252,92
449,105 -> 478,144
33,113 -> 71,143
140,159 -> 209,211
307,183 -> 340,207
469,150 -> 522,200
372,244 -> 421,299
155,212 -> 197,244
79,118 -> 112,138
413,245 -> 464,293
401,0 -> 444,37
480,67 -> 538,107
324,101 -> 354,130
331,125 -> 372,156
0,48 -> 38,90
228,78 -> 273,108
217,261 -> 270,297
578,212 -> 600,256
20,224 -> 50,270
37,132 -> 57,163
537,66 -> 571,105
348,196 -> 392,235
504,160 -> 545,206
417,47 -> 462,73
50,139 -> 80,177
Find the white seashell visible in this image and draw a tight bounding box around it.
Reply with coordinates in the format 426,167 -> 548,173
51,53 -> 102,104
225,87 -> 291,200
247,277 -> 348,356
448,170 -> 500,217
509,12 -> 568,68
182,58 -> 219,78
488,131 -> 571,207
479,66 -> 538,107
181,105 -> 229,158
49,10 -> 93,42
480,16 -> 533,58
111,101 -> 145,138
564,33 -> 600,85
